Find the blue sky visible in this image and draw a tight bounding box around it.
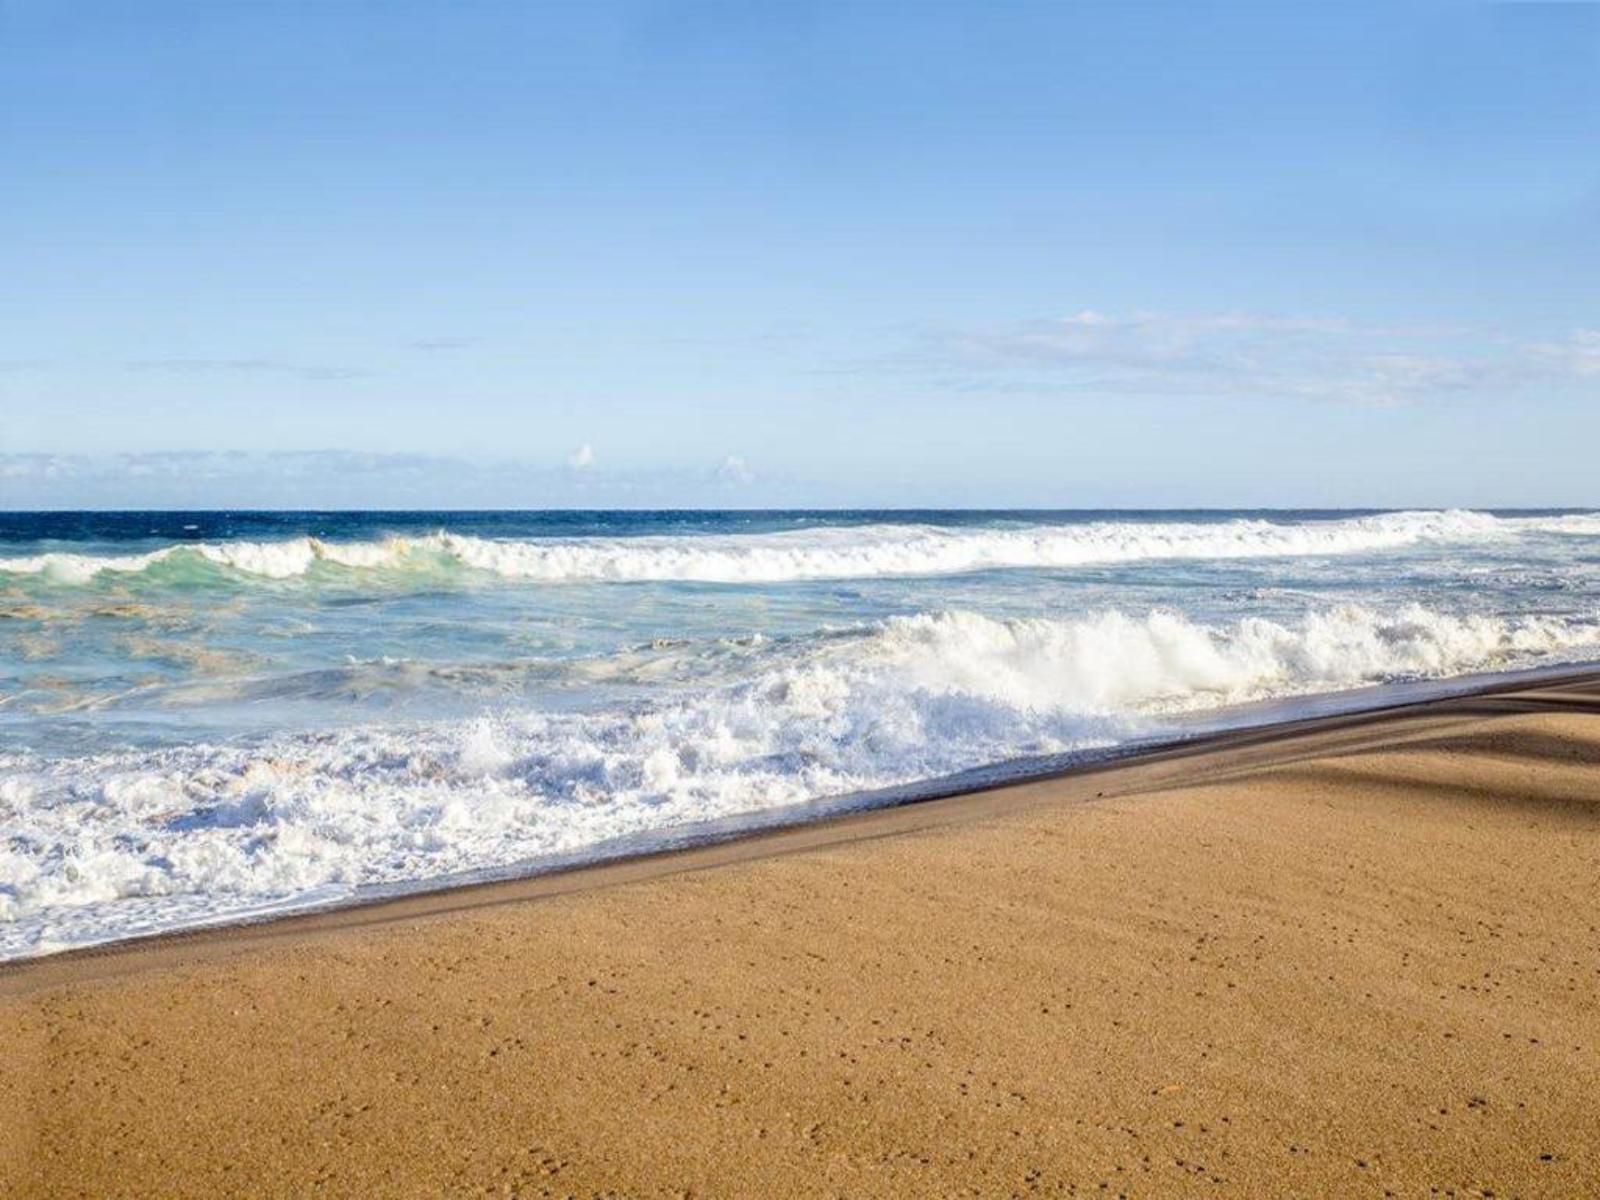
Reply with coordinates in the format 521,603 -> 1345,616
2,0 -> 1597,508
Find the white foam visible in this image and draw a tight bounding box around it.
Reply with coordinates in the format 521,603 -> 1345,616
874,604 -> 1600,712
1503,513 -> 1600,536
0,547 -> 176,584
434,510 -> 1513,582
0,535 -> 415,583
6,509 -> 1595,586
4,600 -> 1598,958
194,539 -> 319,578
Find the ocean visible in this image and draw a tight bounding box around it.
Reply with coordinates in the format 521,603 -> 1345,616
3,507 -> 1598,959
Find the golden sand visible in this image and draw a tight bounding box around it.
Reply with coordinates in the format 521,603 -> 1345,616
4,680 -> 1598,1196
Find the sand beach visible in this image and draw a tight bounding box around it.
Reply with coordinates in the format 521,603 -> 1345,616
4,674 -> 1598,1196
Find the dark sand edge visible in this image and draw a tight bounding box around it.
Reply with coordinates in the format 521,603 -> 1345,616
6,666 -> 1600,996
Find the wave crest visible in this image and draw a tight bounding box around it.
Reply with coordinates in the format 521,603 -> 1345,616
4,599 -> 1598,956
3,509 -> 1593,587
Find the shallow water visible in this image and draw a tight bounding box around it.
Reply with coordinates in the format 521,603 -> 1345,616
3,508 -> 1598,957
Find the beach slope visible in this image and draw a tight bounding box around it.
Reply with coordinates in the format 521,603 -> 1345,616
4,678 -> 1599,1196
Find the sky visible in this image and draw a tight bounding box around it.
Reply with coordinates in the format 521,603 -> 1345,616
2,0 -> 1598,509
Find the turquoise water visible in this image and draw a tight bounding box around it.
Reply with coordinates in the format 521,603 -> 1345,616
3,508 -> 1598,956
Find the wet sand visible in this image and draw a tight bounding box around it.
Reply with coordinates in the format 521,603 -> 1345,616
4,676 -> 1599,1197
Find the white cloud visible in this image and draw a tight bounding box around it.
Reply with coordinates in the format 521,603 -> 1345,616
715,454 -> 754,485
955,310 -> 1364,372
0,450 -> 796,509
923,309 -> 1598,406
1060,309 -> 1113,328
1529,329 -> 1600,377
567,443 -> 596,470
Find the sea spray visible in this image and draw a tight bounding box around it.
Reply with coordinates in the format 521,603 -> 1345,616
4,599 -> 1599,958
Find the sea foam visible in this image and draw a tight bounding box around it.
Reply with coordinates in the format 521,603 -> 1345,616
3,509 -> 1592,587
4,600 -> 1597,958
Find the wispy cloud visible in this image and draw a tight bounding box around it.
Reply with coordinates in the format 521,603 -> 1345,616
125,358 -> 371,382
1527,329 -> 1600,377
0,450 -> 787,509
908,309 -> 1594,407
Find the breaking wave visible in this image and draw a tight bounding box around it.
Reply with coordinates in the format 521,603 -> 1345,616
4,600 -> 1598,957
4,509 -> 1597,587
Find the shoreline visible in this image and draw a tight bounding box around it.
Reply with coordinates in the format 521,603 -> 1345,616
5,670 -> 1598,1194
7,660 -> 1597,987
